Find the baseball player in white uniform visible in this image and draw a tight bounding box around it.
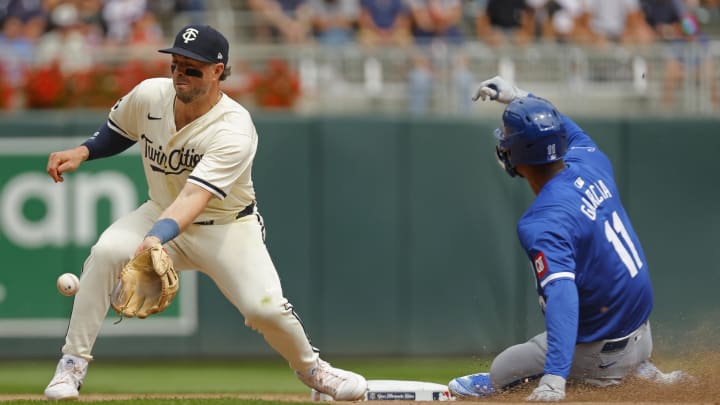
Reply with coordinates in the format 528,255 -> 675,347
43,24 -> 367,401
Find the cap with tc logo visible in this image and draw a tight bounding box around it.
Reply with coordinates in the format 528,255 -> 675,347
159,24 -> 229,66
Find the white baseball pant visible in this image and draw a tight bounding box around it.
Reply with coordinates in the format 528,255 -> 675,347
62,200 -> 319,372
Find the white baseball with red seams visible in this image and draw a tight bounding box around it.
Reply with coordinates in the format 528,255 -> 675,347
57,273 -> 80,296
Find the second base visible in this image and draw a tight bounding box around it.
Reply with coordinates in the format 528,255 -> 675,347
311,379 -> 454,401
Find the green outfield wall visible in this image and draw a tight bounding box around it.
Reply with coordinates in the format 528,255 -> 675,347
0,111 -> 717,359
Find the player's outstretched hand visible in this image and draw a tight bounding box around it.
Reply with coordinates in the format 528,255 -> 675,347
526,374 -> 565,402
46,146 -> 90,183
473,76 -> 529,104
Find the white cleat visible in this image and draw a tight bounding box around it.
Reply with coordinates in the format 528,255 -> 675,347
44,354 -> 88,400
297,359 -> 368,401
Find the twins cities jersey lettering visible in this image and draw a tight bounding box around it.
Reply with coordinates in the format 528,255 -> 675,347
107,78 -> 257,223
517,115 -> 653,342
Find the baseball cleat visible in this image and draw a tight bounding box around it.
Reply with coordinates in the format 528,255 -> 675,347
448,372 -> 495,399
44,354 -> 88,400
297,359 -> 368,401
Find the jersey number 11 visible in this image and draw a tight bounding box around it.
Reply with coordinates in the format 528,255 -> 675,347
605,211 -> 643,278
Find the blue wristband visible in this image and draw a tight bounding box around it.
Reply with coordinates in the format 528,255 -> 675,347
146,218 -> 180,244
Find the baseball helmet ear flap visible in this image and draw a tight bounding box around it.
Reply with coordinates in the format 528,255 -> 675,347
494,128 -> 519,177
494,97 -> 567,177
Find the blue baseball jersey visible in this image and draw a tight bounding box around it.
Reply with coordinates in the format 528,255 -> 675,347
516,114 -> 653,375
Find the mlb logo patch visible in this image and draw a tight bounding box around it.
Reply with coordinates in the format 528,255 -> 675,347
533,252 -> 548,279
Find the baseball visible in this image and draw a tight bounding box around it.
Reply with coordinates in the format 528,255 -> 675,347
57,273 -> 80,296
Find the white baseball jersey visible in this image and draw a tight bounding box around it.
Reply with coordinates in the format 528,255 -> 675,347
107,77 -> 257,223
64,77 -> 321,373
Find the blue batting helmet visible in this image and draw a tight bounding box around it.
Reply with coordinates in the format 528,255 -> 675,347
494,97 -> 567,177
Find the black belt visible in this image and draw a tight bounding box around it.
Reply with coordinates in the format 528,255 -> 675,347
193,202 -> 255,225
600,321 -> 647,353
601,338 -> 629,353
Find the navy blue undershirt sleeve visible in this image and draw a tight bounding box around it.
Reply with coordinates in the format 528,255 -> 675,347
543,278 -> 579,379
81,121 -> 136,161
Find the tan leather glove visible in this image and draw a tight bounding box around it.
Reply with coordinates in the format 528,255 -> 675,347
111,243 -> 179,319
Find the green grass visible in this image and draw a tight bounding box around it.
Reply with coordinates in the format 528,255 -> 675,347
3,401 -> 321,405
0,357 -> 491,404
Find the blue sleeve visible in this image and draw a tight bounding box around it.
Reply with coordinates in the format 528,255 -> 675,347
81,121 -> 136,160
543,278 -> 579,379
560,114 -> 597,149
527,93 -> 597,150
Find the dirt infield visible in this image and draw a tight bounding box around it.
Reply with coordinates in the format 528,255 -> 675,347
476,351 -> 720,403
2,352 -> 717,403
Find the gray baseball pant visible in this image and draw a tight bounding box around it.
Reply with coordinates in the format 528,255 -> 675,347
490,321 -> 652,388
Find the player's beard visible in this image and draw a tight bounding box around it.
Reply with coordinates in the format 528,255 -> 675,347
175,82 -> 210,104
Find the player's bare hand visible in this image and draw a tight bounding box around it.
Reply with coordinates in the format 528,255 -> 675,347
46,146 -> 90,183
473,76 -> 529,104
135,236 -> 162,256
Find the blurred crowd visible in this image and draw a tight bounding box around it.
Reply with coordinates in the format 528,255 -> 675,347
0,0 -> 206,108
1,0 -> 719,111
244,0 -> 719,48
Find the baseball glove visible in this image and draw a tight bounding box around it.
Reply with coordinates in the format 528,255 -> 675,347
110,244 -> 179,319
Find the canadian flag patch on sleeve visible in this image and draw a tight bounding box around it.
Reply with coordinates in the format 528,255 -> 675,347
533,252 -> 549,279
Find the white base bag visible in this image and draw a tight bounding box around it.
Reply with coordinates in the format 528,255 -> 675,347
311,379 -> 455,401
